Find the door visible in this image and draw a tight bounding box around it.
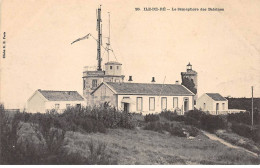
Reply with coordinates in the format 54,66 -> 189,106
216,103 -> 219,115
124,103 -> 129,112
184,98 -> 189,112
76,104 -> 81,109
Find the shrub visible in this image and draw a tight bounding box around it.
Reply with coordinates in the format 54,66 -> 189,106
168,125 -> 186,137
184,110 -> 227,133
0,105 -> 20,164
231,122 -> 252,138
0,105 -> 45,164
0,104 -> 120,164
227,111 -> 260,125
215,130 -> 260,154
252,127 -> 260,144
86,140 -> 117,165
63,104 -> 136,130
144,114 -> 160,122
185,126 -> 199,137
200,115 -> 227,133
159,110 -> 185,122
231,122 -> 260,143
160,110 -> 177,121
184,116 -> 200,127
144,121 -> 199,137
185,109 -> 206,121
144,122 -> 164,133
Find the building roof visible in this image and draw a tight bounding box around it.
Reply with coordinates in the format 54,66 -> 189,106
92,82 -> 194,96
105,61 -> 122,65
206,93 -> 227,101
38,90 -> 84,101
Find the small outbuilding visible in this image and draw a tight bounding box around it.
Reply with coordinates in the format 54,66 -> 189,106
90,82 -> 195,115
196,93 -> 228,115
27,89 -> 85,113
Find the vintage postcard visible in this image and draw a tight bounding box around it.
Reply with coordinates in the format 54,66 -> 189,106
0,0 -> 259,165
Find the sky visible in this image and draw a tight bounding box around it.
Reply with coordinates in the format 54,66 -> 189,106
0,0 -> 260,109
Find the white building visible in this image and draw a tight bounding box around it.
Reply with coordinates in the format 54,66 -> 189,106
196,93 -> 247,115
90,82 -> 195,115
196,93 -> 229,115
27,89 -> 85,113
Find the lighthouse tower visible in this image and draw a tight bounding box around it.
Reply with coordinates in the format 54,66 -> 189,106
181,63 -> 198,102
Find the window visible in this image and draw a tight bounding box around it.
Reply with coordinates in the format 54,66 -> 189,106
203,103 -> 206,110
110,66 -> 112,70
55,104 -> 60,110
76,104 -> 81,109
173,97 -> 178,108
136,97 -> 143,111
117,66 -> 119,70
92,79 -> 97,88
83,79 -> 86,89
66,104 -> 70,108
222,103 -> 225,110
161,97 -> 167,110
149,97 -> 155,111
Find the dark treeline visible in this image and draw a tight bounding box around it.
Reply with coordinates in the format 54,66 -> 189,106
226,97 -> 260,112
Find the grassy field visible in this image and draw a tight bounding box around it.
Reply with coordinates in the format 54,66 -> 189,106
2,106 -> 259,165
64,128 -> 260,164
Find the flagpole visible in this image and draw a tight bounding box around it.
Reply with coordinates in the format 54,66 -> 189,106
251,86 -> 254,128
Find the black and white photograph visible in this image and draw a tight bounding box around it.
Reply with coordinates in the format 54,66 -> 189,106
0,0 -> 259,165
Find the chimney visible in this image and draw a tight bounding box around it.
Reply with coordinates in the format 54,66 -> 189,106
151,77 -> 156,83
128,76 -> 133,82
175,80 -> 180,84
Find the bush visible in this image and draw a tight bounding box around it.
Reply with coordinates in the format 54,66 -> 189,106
144,114 -> 159,122
231,122 -> 260,143
65,104 -> 136,130
0,105 -> 22,164
185,109 -> 206,121
200,115 -> 227,133
184,110 -> 227,133
168,125 -> 186,137
159,110 -> 185,122
0,105 -> 73,164
86,140 -> 117,165
184,116 -> 200,127
144,122 -> 164,133
215,130 -> 260,154
7,103 -> 136,134
185,126 -> 199,137
144,121 -> 199,138
227,111 -> 260,125
0,104 -> 121,165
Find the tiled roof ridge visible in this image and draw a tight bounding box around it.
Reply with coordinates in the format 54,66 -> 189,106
38,89 -> 78,92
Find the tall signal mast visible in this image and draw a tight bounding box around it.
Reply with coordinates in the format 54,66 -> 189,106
107,12 -> 111,62
96,5 -> 102,71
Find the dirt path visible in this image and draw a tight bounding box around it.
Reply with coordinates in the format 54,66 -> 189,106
202,131 -> 258,157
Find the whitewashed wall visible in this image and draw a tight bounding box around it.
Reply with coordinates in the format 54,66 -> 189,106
91,84 -> 117,107
45,101 -> 86,113
196,94 -> 213,111
196,93 -> 228,115
117,95 -> 194,115
27,91 -> 46,113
